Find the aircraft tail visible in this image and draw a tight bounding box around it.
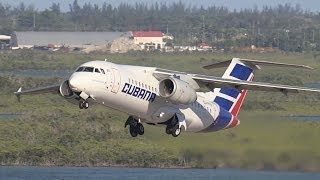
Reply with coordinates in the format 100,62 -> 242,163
211,58 -> 254,116
204,57 -> 314,117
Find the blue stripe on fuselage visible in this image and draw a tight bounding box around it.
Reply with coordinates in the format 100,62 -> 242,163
201,107 -> 233,132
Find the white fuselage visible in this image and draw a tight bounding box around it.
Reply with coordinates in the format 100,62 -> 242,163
69,61 -> 224,132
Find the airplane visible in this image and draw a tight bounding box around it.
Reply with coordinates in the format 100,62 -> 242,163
14,58 -> 320,138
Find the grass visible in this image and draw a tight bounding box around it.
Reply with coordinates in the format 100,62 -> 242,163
0,50 -> 320,171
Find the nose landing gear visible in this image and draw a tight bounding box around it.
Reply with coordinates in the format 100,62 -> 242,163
79,100 -> 89,109
125,116 -> 144,137
78,91 -> 90,109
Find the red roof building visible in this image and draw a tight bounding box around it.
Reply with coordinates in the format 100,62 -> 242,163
131,31 -> 164,50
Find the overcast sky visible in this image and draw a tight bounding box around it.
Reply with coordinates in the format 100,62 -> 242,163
1,0 -> 320,12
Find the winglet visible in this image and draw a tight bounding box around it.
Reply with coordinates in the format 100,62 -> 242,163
203,58 -> 314,70
14,87 -> 22,102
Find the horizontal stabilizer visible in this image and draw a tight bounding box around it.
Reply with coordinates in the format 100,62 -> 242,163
192,74 -> 320,94
203,58 -> 313,70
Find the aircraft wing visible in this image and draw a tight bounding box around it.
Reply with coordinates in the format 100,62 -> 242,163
190,74 -> 320,93
14,85 -> 60,98
153,70 -> 320,94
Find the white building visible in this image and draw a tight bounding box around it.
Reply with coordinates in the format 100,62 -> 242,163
131,31 -> 164,50
0,35 -> 11,49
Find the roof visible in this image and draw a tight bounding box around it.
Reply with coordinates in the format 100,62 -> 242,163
0,35 -> 11,40
132,31 -> 163,37
15,31 -> 123,46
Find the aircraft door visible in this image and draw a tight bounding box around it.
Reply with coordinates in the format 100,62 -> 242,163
111,68 -> 121,93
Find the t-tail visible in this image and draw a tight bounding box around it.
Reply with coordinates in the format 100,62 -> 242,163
212,58 -> 254,117
202,57 -> 313,131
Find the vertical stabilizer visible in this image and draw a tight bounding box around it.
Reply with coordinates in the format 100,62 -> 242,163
212,58 -> 254,116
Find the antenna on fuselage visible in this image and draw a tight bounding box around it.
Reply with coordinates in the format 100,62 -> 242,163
104,58 -> 108,62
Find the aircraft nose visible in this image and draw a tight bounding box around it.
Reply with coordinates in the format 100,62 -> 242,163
69,74 -> 81,92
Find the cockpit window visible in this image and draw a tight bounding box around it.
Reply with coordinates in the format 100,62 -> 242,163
94,68 -> 100,73
83,67 -> 94,72
76,67 -> 84,72
100,69 -> 105,74
76,66 -> 99,73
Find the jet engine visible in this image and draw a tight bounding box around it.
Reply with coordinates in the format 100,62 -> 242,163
59,80 -> 79,103
159,77 -> 197,105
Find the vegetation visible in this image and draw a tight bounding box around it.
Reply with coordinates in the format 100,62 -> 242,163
2,1 -> 320,52
1,51 -> 320,171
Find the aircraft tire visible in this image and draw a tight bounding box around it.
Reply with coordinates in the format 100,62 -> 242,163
125,116 -> 134,128
166,126 -> 173,134
172,126 -> 181,137
129,126 -> 138,137
79,101 -> 85,109
137,123 -> 144,135
79,102 -> 84,109
79,101 -> 89,109
83,101 -> 89,109
171,115 -> 178,126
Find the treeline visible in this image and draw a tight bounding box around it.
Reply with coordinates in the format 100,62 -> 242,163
1,1 -> 320,52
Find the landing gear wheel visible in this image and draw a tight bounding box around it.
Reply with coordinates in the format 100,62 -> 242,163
79,101 -> 84,109
79,101 -> 89,109
171,116 -> 178,126
172,125 -> 181,137
137,123 -> 144,135
166,126 -> 173,135
125,116 -> 145,137
83,101 -> 89,109
129,126 -> 138,137
125,116 -> 134,128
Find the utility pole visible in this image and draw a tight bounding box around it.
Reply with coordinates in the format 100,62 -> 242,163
33,11 -> 36,30
277,32 -> 280,48
303,30 -> 306,50
166,23 -> 168,34
12,17 -> 17,29
252,22 -> 255,36
312,29 -> 315,42
202,15 -> 205,43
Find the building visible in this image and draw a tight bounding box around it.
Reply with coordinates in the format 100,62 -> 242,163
15,31 -> 123,49
0,33 -> 18,50
131,31 -> 164,50
0,35 -> 11,49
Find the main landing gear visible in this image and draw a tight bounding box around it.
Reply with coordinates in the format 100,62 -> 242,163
79,100 -> 89,109
165,115 -> 181,137
78,91 -> 90,109
125,116 -> 144,137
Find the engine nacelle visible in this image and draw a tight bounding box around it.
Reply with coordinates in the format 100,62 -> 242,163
59,80 -> 79,104
159,77 -> 197,105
